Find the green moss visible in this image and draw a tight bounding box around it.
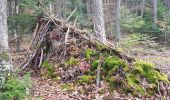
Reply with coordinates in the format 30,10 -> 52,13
134,61 -> 154,74
133,60 -> 169,84
135,86 -> 145,95
81,47 -> 170,97
102,56 -> 128,72
60,83 -> 70,90
96,43 -> 106,51
107,76 -> 117,90
126,74 -> 140,86
91,60 -> 99,70
78,75 -> 94,84
85,49 -> 99,61
64,57 -> 78,67
85,49 -> 94,61
146,88 -> 154,96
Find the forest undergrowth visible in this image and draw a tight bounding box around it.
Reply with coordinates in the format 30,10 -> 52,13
10,34 -> 170,99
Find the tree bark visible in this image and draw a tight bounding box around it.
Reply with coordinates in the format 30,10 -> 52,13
0,0 -> 12,86
14,0 -> 21,52
165,0 -> 170,12
152,0 -> 157,23
92,0 -> 106,44
141,0 -> 145,17
115,0 -> 121,46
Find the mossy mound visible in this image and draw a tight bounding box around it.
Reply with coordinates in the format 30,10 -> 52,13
75,47 -> 170,97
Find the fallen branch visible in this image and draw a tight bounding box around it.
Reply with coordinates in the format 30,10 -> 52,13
9,35 -> 21,44
67,7 -> 77,22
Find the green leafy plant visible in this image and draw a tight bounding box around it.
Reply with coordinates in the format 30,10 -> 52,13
8,13 -> 36,35
0,73 -> 32,100
120,33 -> 158,49
41,60 -> 55,78
65,0 -> 90,28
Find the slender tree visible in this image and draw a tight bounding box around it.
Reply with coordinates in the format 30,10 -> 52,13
92,0 -> 106,44
165,0 -> 170,11
141,0 -> 145,17
14,0 -> 21,52
0,0 -> 12,86
115,0 -> 121,46
152,0 -> 157,23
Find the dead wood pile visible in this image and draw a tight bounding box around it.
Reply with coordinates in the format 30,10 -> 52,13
20,17 -> 135,70
19,16 -> 170,98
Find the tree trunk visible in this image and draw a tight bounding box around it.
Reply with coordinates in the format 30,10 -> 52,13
86,0 -> 93,15
0,0 -> 12,86
165,0 -> 170,12
152,0 -> 157,23
53,0 -> 68,18
115,0 -> 121,46
141,0 -> 145,17
92,0 -> 106,44
14,0 -> 21,52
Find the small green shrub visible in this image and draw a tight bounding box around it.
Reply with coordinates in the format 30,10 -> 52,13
120,33 -> 158,50
8,13 -> 36,35
41,60 -> 55,78
0,73 -> 32,100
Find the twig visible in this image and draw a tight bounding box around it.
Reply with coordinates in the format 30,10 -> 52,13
157,80 -> 163,100
73,16 -> 78,27
67,7 -> 77,22
20,34 -> 46,69
21,48 -> 38,70
9,35 -> 20,43
29,22 -> 39,49
63,28 -> 70,58
96,53 -> 102,87
65,28 -> 70,43
39,6 -> 59,26
38,48 -> 44,68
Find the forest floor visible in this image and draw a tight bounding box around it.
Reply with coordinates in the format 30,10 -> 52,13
10,39 -> 170,99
